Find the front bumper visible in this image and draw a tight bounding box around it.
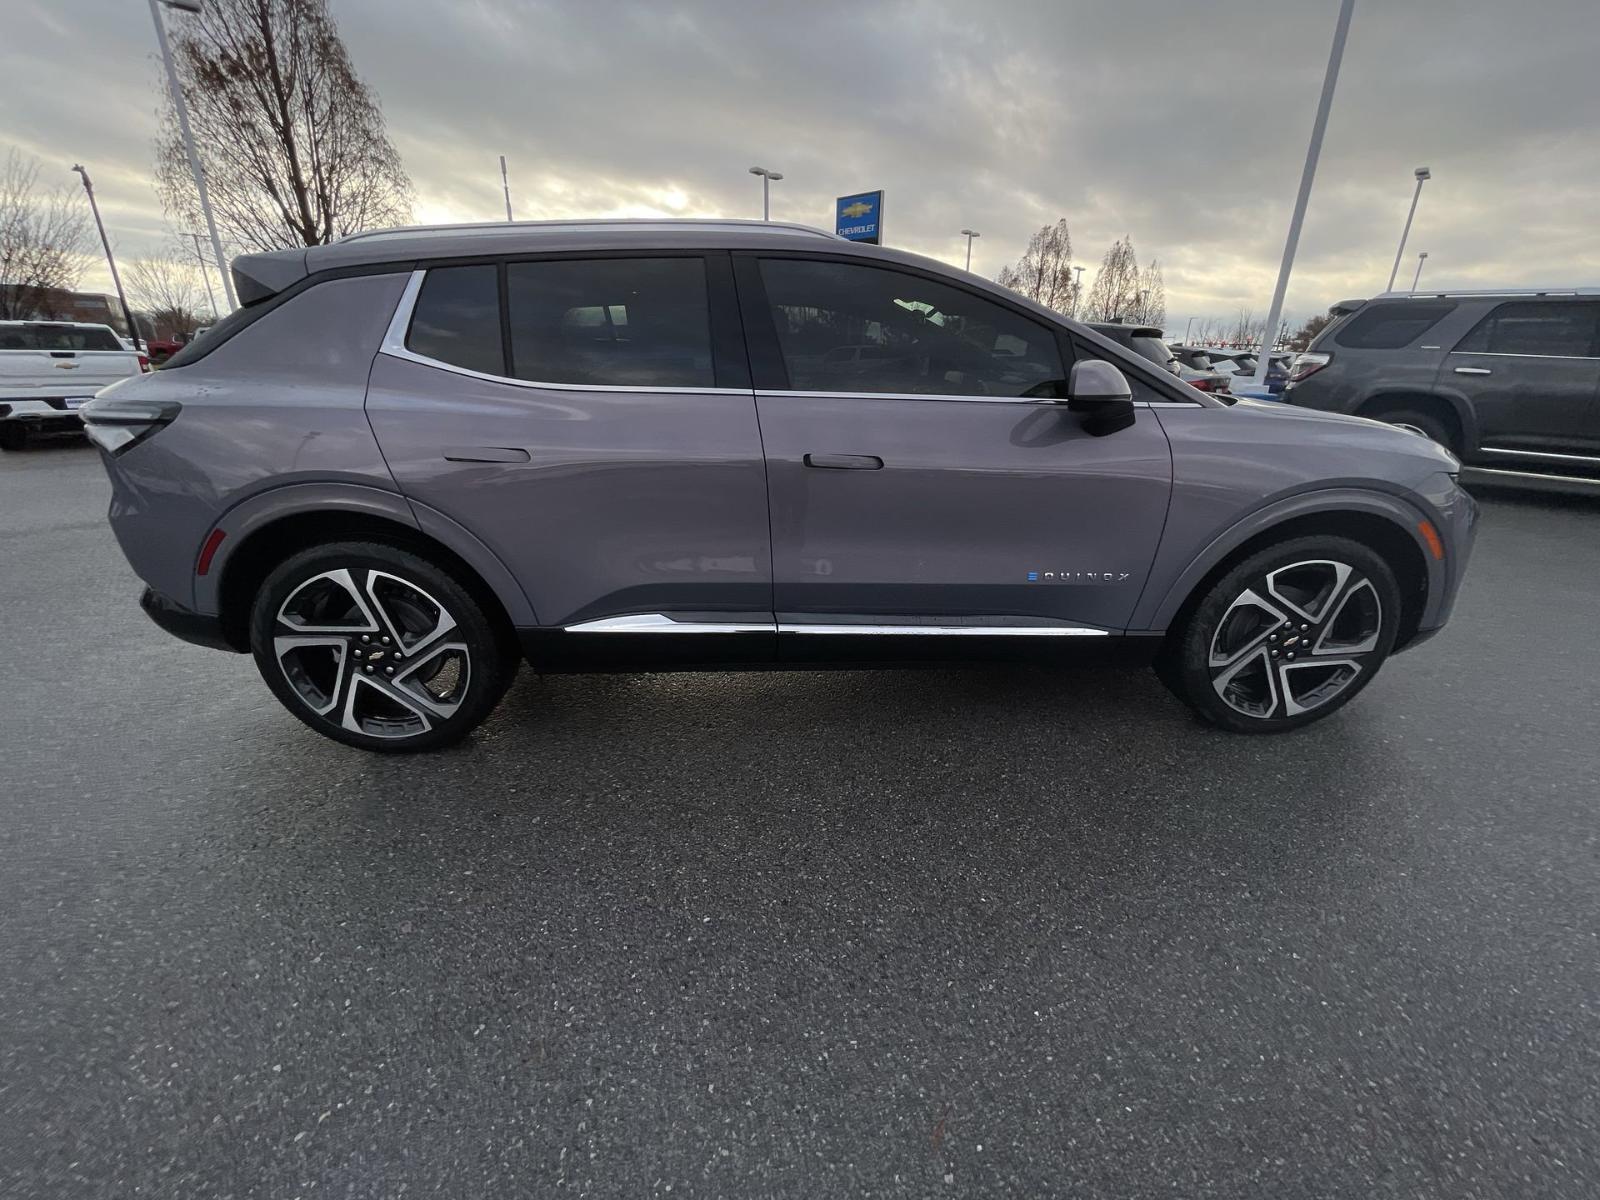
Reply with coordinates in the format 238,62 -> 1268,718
139,586 -> 241,653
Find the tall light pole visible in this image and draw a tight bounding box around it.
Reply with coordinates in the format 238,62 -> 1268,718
748,166 -> 782,221
1073,265 -> 1085,317
148,0 -> 236,311
1184,316 -> 1196,343
70,165 -> 141,351
1410,251 -> 1429,294
960,228 -> 980,271
499,155 -> 513,221
188,231 -> 218,319
1248,0 -> 1355,388
1386,167 -> 1431,293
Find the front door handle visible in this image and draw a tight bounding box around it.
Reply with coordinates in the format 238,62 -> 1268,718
1453,366 -> 1492,376
804,453 -> 884,470
443,446 -> 531,463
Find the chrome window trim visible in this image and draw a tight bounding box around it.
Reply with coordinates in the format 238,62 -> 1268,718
757,388 -> 1197,409
381,269 -> 1204,406
379,268 -> 749,396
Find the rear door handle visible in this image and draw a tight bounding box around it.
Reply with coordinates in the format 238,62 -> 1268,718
1453,367 -> 1492,376
803,453 -> 883,470
443,446 -> 531,463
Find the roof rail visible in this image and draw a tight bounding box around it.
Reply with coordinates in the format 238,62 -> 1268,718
335,217 -> 841,245
1372,287 -> 1600,299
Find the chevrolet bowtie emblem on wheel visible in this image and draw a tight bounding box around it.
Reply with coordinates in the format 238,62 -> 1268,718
1027,571 -> 1132,583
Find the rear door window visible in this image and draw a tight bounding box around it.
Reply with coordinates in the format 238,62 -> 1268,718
406,264 -> 504,376
505,257 -> 714,388
1452,302 -> 1600,358
756,257 -> 1064,396
1334,301 -> 1457,349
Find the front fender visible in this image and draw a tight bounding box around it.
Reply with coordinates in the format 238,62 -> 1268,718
192,481 -> 538,626
1132,486 -> 1444,632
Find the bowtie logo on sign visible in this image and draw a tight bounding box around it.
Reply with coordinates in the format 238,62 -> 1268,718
834,191 -> 884,245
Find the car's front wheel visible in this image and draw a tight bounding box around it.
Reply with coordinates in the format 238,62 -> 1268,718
249,541 -> 517,752
1158,536 -> 1402,733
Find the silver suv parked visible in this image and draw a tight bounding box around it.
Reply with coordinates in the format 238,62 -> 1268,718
1285,288 -> 1600,488
84,219 -> 1476,752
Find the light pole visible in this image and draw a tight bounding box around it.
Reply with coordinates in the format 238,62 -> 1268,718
748,166 -> 783,221
1184,316 -> 1196,343
188,231 -> 218,319
499,155 -> 513,221
1072,265 -> 1085,316
1410,251 -> 1429,294
1248,0 -> 1355,388
148,0 -> 236,311
960,228 -> 980,271
70,165 -> 142,351
1386,167 -> 1431,293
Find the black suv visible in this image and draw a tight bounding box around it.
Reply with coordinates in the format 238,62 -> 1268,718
1284,290 -> 1600,486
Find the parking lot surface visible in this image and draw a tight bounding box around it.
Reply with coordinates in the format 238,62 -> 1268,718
2,442 -> 1597,1198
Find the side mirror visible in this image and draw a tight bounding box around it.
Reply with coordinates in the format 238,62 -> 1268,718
1065,358 -> 1135,435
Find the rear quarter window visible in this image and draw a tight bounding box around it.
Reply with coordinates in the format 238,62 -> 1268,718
1334,301 -> 1456,350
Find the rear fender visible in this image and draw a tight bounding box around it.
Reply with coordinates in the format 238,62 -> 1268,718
192,482 -> 537,626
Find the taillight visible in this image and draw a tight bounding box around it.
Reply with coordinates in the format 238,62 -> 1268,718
1188,377 -> 1216,392
79,395 -> 181,455
137,354 -> 151,372
1288,352 -> 1331,383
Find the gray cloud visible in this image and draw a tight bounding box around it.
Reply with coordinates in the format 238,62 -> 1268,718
4,0 -> 1598,330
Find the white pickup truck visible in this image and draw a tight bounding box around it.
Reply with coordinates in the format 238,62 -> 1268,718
1,321 -> 147,450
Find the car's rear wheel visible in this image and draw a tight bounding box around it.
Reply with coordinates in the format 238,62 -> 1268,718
1158,536 -> 1402,733
248,541 -> 517,752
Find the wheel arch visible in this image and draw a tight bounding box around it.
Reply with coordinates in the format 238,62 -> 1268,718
198,484 -> 537,652
1356,387 -> 1477,455
1141,492 -> 1438,653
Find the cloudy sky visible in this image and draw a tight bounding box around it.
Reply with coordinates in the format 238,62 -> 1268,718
4,0 -> 1598,331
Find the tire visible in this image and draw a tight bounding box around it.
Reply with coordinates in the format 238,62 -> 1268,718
249,541 -> 518,752
1367,405 -> 1457,455
0,424 -> 29,451
1157,535 -> 1402,734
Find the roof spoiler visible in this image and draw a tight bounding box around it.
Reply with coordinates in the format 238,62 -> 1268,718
230,248 -> 309,306
1328,298 -> 1367,317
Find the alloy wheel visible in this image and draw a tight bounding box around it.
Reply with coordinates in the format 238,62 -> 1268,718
273,567 -> 471,740
1207,558 -> 1384,720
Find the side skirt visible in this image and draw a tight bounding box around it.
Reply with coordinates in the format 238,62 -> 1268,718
519,618 -> 1162,673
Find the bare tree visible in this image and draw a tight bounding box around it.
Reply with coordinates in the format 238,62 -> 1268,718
126,251 -> 209,338
0,149 -> 91,319
993,219 -> 1074,313
1083,236 -> 1140,322
156,0 -> 412,253
1128,258 -> 1166,326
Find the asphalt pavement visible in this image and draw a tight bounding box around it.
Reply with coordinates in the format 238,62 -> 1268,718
2,441 -> 1597,1198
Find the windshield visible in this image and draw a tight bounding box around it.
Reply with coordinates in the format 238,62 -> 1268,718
0,324 -> 122,351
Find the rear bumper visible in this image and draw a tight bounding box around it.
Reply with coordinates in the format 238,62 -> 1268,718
139,586 -> 240,653
0,399 -> 85,433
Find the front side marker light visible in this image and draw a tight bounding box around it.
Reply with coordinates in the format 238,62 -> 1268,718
1418,520 -> 1445,561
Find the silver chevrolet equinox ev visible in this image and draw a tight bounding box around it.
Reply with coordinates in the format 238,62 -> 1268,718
83,219 -> 1477,752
